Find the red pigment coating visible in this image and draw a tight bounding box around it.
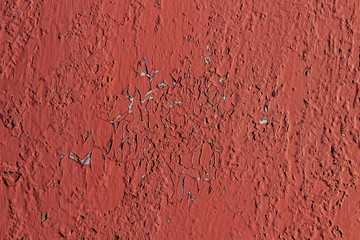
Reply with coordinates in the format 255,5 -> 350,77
1,0 -> 360,239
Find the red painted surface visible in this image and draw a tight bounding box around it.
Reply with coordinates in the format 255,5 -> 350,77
1,0 -> 360,239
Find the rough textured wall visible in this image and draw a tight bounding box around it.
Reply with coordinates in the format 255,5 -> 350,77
1,0 -> 360,239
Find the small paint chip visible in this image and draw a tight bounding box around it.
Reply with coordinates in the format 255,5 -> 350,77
42,214 -> 47,222
167,100 -> 174,108
341,133 -> 346,136
259,120 -> 268,124
140,72 -> 150,77
158,80 -> 168,87
205,57 -> 212,64
81,151 -> 92,165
